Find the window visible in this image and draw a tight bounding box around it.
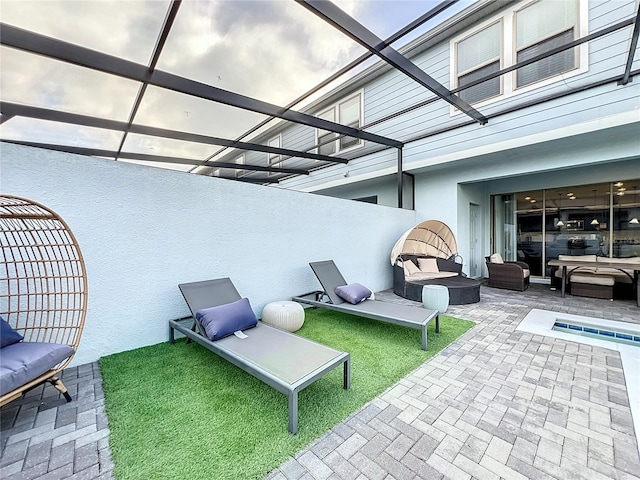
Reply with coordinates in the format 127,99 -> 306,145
234,154 -> 245,178
316,92 -> 362,156
317,108 -> 337,156
451,0 -> 583,107
515,0 -> 577,87
338,95 -> 361,150
456,21 -> 502,104
493,180 -> 640,280
267,135 -> 281,177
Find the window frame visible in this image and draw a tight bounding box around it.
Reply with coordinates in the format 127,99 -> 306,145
454,20 -> 504,105
234,154 -> 245,178
315,90 -> 364,156
267,134 -> 281,177
512,0 -> 580,89
449,0 -> 587,113
316,106 -> 337,157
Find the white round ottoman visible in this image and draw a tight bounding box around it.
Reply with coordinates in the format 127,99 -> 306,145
422,285 -> 449,314
261,301 -> 305,332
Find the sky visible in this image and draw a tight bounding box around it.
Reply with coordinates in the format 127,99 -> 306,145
0,0 -> 473,171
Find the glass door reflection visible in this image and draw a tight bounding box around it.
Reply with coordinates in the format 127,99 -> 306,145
516,191 -> 543,276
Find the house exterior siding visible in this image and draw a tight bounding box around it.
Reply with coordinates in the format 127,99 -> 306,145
275,0 -> 638,190
210,0 -> 639,276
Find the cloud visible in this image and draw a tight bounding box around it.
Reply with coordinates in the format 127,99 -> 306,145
2,0 -> 438,166
0,0 -> 168,63
157,1 -> 366,104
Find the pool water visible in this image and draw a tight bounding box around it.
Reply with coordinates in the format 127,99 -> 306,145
553,320 -> 640,347
518,309 -> 640,458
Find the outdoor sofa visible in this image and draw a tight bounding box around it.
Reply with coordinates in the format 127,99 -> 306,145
550,254 -> 638,300
168,277 -> 350,434
292,260 -> 439,350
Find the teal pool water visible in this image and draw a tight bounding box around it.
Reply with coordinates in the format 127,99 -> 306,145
519,309 -> 640,459
553,320 -> 640,347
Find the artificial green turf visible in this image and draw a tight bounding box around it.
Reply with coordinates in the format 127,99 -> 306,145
100,309 -> 474,480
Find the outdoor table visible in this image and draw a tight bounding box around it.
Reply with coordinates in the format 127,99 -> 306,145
548,258 -> 640,307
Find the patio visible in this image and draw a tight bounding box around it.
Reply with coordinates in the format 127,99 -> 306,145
1,283 -> 639,480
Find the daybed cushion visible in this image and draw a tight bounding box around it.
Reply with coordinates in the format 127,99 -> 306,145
489,253 -> 504,264
196,297 -> 258,341
405,271 -> 459,282
0,342 -> 75,396
335,283 -> 372,304
403,260 -> 421,276
1,317 -> 23,348
417,258 -> 439,273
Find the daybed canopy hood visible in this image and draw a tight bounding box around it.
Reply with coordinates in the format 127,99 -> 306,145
390,220 -> 459,265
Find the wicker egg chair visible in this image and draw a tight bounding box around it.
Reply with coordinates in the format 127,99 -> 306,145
0,194 -> 87,406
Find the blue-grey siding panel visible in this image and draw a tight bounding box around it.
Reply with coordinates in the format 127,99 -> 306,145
278,0 -> 639,192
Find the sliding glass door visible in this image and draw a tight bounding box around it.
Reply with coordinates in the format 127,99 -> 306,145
516,191 -> 544,276
491,179 -> 640,279
493,194 -> 516,262
613,182 -> 640,257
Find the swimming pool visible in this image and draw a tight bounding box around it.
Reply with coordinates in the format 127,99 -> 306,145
518,309 -> 640,457
552,320 -> 640,346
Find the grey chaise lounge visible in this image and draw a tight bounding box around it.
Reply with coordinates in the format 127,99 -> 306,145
168,278 -> 350,434
293,261 -> 440,350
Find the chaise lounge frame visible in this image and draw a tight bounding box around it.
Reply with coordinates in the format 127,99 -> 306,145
292,261 -> 440,350
168,277 -> 350,434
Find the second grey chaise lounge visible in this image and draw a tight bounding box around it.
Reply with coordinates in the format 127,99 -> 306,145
293,261 -> 440,350
168,278 -> 350,434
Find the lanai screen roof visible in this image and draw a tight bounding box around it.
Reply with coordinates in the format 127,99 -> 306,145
1,0 -> 638,190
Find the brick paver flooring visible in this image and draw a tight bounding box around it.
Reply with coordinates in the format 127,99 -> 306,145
1,363 -> 112,479
1,283 -> 639,479
267,283 -> 640,480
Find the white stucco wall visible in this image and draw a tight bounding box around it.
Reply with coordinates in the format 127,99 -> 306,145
1,144 -> 417,365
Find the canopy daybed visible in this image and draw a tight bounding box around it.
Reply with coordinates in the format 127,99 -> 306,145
391,220 -> 480,304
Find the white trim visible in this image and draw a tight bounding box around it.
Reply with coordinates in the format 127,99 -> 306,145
268,135 -> 282,165
267,134 -> 282,177
315,90 -> 364,157
299,166 -> 396,192
299,110 -> 638,193
452,19 -> 504,104
316,105 -> 337,158
449,0 -> 588,115
235,154 -> 245,178
338,93 -> 364,152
